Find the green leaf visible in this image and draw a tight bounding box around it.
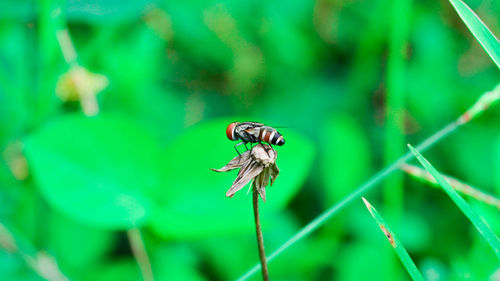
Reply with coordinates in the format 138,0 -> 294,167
408,144 -> 500,261
24,114 -> 165,229
149,118 -> 315,238
362,198 -> 425,281
449,0 -> 500,68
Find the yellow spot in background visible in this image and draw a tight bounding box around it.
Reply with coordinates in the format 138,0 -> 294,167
2,141 -> 28,181
55,65 -> 109,116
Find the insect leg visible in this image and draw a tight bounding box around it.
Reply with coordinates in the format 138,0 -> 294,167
234,142 -> 245,156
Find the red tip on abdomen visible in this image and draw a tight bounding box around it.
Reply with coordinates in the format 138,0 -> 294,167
226,122 -> 238,140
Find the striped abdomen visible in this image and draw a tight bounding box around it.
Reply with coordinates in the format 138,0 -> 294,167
259,127 -> 285,146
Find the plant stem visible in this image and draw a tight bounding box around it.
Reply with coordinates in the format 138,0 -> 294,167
253,186 -> 269,281
127,228 -> 155,281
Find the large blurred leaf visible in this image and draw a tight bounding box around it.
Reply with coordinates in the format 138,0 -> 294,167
448,0 -> 500,68
149,118 -> 315,238
24,114 -> 165,229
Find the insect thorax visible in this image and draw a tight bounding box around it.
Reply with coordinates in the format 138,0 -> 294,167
235,123 -> 260,143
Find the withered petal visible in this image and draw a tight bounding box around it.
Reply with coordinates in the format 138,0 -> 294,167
270,163 -> 279,186
226,162 -> 264,198
254,167 -> 269,191
258,187 -> 266,202
254,168 -> 270,202
211,150 -> 251,172
233,161 -> 256,184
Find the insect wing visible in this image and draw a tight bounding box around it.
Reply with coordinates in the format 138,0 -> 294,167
240,122 -> 264,128
244,127 -> 261,138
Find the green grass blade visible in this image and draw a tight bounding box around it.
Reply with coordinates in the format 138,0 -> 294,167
449,0 -> 500,68
408,144 -> 500,261
362,198 -> 425,281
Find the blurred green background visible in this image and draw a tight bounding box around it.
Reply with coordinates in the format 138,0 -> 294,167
0,0 -> 499,280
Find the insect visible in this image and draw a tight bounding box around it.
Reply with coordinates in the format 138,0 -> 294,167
226,121 -> 285,154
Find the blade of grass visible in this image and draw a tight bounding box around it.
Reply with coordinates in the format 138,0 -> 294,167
401,163 -> 500,210
236,84 -> 500,281
448,0 -> 500,69
361,197 -> 425,281
408,144 -> 500,261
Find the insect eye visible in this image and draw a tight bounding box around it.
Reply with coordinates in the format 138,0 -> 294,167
226,122 -> 238,140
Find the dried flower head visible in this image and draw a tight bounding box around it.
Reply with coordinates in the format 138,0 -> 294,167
212,143 -> 279,202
